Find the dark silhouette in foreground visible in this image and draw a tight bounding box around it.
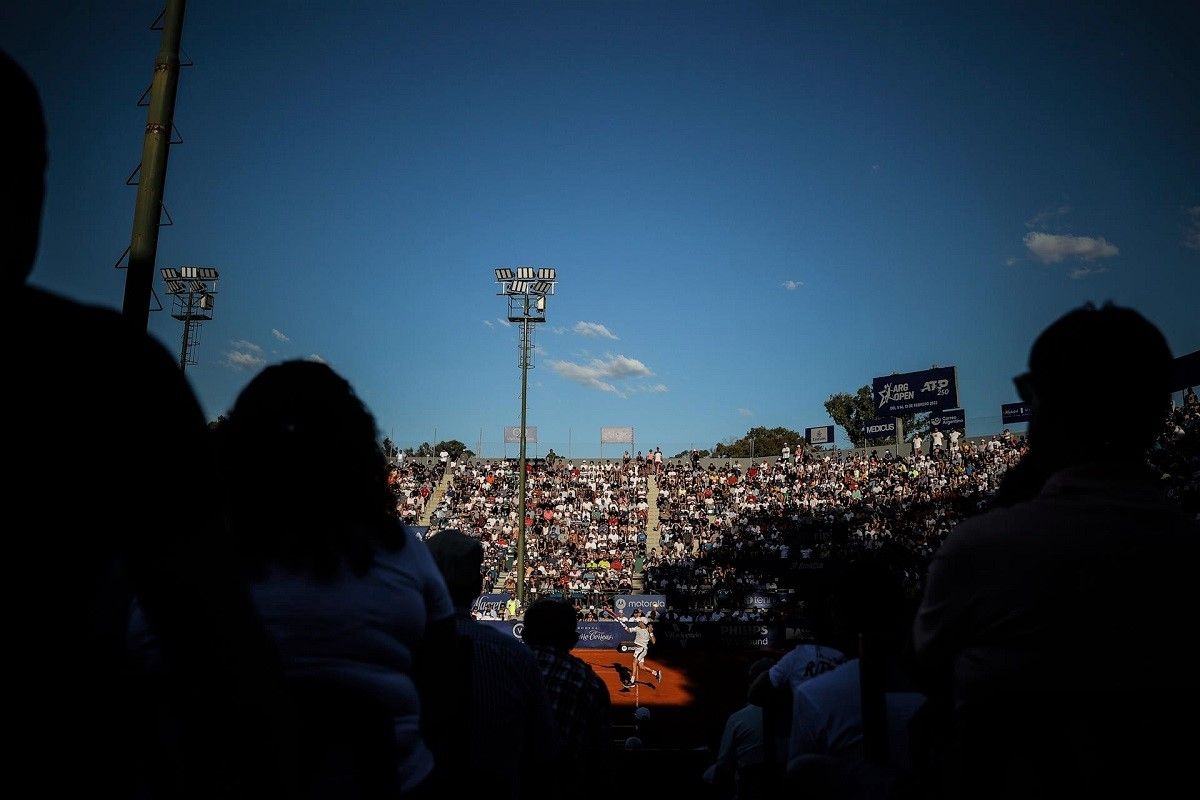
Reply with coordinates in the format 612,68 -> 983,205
914,304 -> 1198,798
522,600 -> 613,798
216,361 -> 458,797
426,529 -> 556,800
3,51 -> 285,797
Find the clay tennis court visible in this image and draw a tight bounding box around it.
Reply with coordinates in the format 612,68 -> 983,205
575,647 -> 780,748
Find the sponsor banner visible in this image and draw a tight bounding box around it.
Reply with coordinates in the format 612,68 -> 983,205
861,418 -> 897,440
872,366 -> 958,415
503,426 -> 538,443
743,593 -> 774,609
1002,402 -> 1032,424
613,594 -> 667,615
600,426 -> 634,444
806,425 -> 835,446
471,593 -> 512,617
654,621 -> 784,650
929,408 -> 965,430
477,620 -> 634,649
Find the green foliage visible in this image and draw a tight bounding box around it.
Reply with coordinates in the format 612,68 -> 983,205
671,448 -> 712,459
825,385 -> 928,448
711,426 -> 805,458
381,437 -> 399,460
434,440 -> 473,460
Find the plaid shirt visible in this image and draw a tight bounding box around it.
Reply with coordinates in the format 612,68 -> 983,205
528,644 -> 611,759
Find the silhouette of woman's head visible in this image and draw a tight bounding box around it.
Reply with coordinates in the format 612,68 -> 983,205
219,360 -> 402,578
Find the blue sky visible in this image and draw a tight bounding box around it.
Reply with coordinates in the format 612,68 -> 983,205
6,1 -> 1198,455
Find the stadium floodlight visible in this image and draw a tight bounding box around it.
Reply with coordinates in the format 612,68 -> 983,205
160,265 -> 220,372
490,264 -> 559,606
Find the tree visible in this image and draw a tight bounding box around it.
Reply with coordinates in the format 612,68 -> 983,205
825,385 -> 927,448
207,414 -> 228,433
433,440 -> 473,461
671,448 -> 711,459
711,426 -> 806,459
381,437 -> 399,461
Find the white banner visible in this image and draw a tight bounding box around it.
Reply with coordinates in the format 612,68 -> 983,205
503,426 -> 537,443
600,426 -> 634,444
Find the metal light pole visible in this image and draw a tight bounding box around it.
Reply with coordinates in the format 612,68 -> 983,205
123,0 -> 188,328
496,267 -> 557,606
160,266 -> 218,371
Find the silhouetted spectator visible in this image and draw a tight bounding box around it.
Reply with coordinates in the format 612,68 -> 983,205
521,599 -> 611,791
426,529 -> 556,800
914,304 -> 1198,798
4,52 -> 284,797
216,361 -> 456,795
706,657 -> 779,800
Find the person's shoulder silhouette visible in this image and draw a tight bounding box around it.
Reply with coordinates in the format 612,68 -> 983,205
914,303 -> 1196,798
5,52 -> 283,796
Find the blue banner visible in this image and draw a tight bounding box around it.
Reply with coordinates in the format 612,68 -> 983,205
805,425 -> 835,445
861,418 -> 897,440
872,366 -> 958,415
929,408 -> 965,430
477,620 -> 634,649
613,594 -> 667,615
1002,402 -> 1031,424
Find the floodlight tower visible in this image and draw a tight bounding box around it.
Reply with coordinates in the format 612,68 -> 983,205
495,266 -> 557,605
160,266 -> 218,371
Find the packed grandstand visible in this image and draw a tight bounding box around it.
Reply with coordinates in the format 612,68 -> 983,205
393,388 -> 1199,625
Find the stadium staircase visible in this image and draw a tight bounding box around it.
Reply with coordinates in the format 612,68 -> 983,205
632,473 -> 662,592
417,468 -> 454,527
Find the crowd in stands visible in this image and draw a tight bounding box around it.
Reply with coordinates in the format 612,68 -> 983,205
387,460 -> 445,524
423,457 -> 649,608
645,431 -> 1031,618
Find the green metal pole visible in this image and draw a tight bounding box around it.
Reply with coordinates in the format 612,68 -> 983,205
123,0 -> 187,328
517,315 -> 530,606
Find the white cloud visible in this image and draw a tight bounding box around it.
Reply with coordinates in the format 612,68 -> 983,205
230,339 -> 263,353
646,383 -> 668,394
574,321 -> 619,340
1004,256 -> 1021,267
224,348 -> 266,371
271,328 -> 290,343
553,326 -> 567,334
549,354 -> 653,396
738,408 -> 754,418
782,280 -> 803,290
496,318 -> 511,327
306,353 -> 327,364
483,320 -> 494,328
1068,266 -> 1111,280
1023,232 -> 1119,263
1185,206 -> 1200,251
1025,204 -> 1072,229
